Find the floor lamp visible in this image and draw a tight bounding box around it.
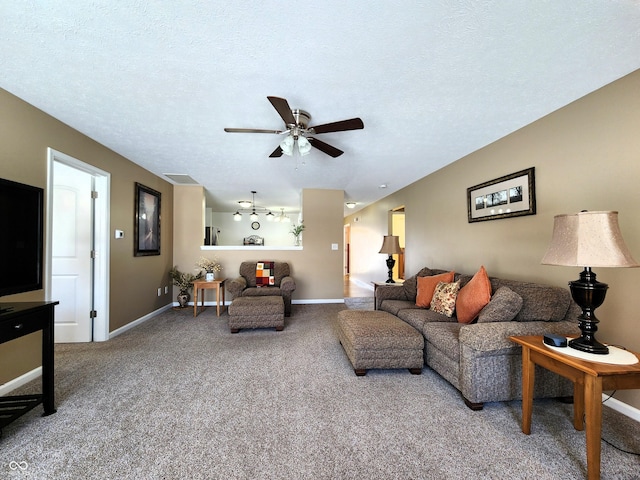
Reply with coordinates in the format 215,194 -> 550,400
541,211 -> 638,354
379,235 -> 402,283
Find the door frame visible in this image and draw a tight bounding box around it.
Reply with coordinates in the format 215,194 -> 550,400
46,148 -> 111,341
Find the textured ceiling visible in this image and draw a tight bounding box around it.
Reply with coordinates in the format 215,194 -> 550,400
2,1 -> 640,215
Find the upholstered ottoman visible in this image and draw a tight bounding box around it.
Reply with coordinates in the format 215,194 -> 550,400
228,296 -> 285,333
336,310 -> 424,376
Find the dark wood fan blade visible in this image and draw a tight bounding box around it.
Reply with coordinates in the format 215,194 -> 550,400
308,137 -> 343,157
267,96 -> 296,126
309,117 -> 364,134
269,146 -> 284,157
224,128 -> 284,134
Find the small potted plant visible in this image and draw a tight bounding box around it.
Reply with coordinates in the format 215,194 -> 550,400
290,221 -> 305,246
195,256 -> 222,281
169,266 -> 203,308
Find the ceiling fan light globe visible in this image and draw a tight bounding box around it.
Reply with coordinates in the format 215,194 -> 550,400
297,136 -> 312,156
280,135 -> 294,156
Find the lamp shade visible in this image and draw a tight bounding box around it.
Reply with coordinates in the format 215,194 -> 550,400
541,211 -> 638,268
379,235 -> 402,255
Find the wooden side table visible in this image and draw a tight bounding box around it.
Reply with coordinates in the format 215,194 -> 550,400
193,279 -> 226,317
510,335 -> 640,480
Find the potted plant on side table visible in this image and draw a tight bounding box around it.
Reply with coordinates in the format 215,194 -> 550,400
195,256 -> 222,281
169,266 -> 203,308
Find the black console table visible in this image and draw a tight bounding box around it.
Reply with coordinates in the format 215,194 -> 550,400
0,301 -> 58,432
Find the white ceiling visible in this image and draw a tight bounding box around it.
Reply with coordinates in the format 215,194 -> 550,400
2,1 -> 640,216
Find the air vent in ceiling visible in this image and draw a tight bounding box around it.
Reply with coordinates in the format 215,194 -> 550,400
163,174 -> 200,185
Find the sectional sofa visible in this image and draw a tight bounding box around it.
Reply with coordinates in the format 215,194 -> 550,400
375,267 -> 581,410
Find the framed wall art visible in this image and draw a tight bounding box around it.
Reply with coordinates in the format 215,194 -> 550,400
467,167 -> 536,223
134,182 -> 161,256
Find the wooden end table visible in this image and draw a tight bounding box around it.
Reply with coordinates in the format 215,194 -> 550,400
510,335 -> 640,480
193,279 -> 226,317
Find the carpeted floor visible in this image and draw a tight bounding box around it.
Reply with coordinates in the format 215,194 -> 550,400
1,303 -> 639,479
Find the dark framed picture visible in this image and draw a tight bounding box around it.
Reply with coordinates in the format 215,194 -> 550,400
467,167 -> 536,223
134,183 -> 161,256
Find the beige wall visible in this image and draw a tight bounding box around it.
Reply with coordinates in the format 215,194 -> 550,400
0,89 -> 173,384
346,69 -> 640,410
174,188 -> 344,303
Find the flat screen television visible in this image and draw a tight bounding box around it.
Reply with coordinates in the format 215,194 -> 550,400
0,177 -> 44,298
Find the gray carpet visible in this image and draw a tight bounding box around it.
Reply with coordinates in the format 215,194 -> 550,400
2,303 -> 639,479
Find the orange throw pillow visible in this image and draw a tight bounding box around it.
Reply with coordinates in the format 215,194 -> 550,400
416,272 -> 455,307
456,266 -> 492,323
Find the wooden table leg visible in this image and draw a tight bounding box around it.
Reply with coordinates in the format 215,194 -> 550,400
221,283 -> 225,315
215,284 -> 221,316
573,379 -> 585,431
521,346 -> 534,435
584,375 -> 602,480
193,288 -> 199,317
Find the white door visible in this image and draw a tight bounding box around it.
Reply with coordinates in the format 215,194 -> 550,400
52,162 -> 94,342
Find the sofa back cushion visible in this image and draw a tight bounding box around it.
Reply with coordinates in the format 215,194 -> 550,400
477,286 -> 523,323
490,278 -> 571,322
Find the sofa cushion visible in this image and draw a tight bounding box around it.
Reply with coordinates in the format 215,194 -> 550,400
489,278 -> 571,322
422,322 -> 463,362
478,286 -> 523,323
456,266 -> 491,324
242,286 -> 283,298
396,307 -> 455,328
416,271 -> 455,307
379,299 -> 416,315
430,281 -> 460,317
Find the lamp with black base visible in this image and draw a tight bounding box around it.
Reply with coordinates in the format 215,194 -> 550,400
541,211 -> 638,355
379,235 -> 402,283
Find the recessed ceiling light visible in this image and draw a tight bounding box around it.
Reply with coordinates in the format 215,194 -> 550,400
379,183 -> 388,189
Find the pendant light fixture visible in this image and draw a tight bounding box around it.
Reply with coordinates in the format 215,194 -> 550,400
232,191 -> 274,221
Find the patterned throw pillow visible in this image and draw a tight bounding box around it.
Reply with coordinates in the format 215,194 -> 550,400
256,261 -> 275,287
477,286 -> 523,323
430,281 -> 461,317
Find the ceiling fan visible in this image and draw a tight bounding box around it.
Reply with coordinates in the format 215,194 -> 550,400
224,96 -> 364,158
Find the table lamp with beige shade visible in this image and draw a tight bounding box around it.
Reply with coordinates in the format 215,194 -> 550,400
541,210 -> 638,354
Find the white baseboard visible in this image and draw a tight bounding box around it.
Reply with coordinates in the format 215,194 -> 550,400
0,367 -> 42,396
293,299 -> 345,304
603,394 -> 640,423
183,299 -> 347,307
109,303 -> 173,339
352,278 -> 375,291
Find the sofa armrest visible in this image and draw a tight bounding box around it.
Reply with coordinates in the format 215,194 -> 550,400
459,320 -> 581,353
280,276 -> 296,293
375,284 -> 409,310
226,276 -> 247,297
